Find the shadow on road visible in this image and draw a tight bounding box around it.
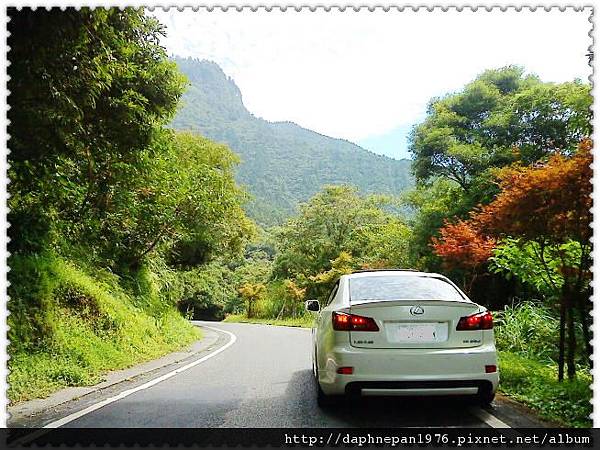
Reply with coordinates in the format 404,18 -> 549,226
285,369 -> 486,428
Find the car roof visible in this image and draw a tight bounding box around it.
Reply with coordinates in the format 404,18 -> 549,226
346,270 -> 443,279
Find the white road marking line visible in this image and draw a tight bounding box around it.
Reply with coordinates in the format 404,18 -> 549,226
469,407 -> 512,428
43,325 -> 236,429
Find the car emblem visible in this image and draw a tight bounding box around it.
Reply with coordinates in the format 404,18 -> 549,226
410,306 -> 424,316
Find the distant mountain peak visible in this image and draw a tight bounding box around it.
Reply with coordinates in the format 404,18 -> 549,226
174,56 -> 248,120
171,57 -> 413,225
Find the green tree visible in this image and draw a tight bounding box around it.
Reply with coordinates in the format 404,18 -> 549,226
410,66 -> 591,193
6,8 -> 262,403
8,8 -> 186,258
119,132 -> 256,269
273,185 -> 411,299
308,251 -> 355,300
403,177 -> 467,270
490,238 -> 582,299
406,66 -> 591,284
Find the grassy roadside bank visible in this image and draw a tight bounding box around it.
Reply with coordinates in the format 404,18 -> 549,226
497,351 -> 591,427
223,313 -> 313,328
8,254 -> 201,404
223,315 -> 591,427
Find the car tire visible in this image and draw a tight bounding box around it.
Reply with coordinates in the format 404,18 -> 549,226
316,381 -> 342,407
477,389 -> 496,406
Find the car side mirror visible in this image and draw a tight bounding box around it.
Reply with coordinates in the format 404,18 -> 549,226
305,299 -> 320,312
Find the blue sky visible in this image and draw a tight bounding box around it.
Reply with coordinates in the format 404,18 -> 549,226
152,8 -> 591,161
359,124 -> 419,161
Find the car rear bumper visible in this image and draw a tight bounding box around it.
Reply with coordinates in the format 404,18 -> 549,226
318,343 -> 499,396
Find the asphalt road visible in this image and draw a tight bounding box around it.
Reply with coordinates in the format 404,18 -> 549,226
18,322 -> 551,429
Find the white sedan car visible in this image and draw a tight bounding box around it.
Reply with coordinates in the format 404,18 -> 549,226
306,270 -> 499,406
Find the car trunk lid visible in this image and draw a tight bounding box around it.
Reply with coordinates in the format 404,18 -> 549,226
349,299 -> 483,349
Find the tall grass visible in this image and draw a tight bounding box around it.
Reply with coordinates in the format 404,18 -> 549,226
494,301 -> 559,363
494,301 -> 591,427
8,253 -> 200,403
223,314 -> 313,328
494,301 -> 587,366
227,280 -> 313,326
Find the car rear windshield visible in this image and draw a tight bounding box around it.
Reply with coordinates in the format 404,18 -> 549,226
349,275 -> 466,302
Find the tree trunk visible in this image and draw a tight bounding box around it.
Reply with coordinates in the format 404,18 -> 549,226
565,289 -> 577,380
576,289 -> 592,366
558,293 -> 567,382
276,298 -> 287,320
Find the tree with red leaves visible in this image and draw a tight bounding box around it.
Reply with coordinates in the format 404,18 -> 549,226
435,139 -> 591,381
431,220 -> 496,294
474,139 -> 592,246
473,138 -> 592,381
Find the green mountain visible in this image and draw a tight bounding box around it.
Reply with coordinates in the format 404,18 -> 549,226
171,57 -> 413,225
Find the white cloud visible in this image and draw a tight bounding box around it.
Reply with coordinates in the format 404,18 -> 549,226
150,8 -> 591,142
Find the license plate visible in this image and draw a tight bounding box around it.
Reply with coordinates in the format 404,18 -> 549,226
386,323 -> 440,343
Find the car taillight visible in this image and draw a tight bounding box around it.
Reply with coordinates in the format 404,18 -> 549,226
456,311 -> 493,330
332,312 -> 379,332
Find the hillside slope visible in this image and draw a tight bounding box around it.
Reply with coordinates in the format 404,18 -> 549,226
172,57 -> 413,225
9,254 -> 200,403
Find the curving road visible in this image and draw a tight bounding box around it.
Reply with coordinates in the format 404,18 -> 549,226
18,322 -> 551,430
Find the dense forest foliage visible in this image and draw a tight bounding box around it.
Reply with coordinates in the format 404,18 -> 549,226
7,8 -> 255,402
7,7 -> 592,426
170,57 -> 414,225
408,67 -> 591,382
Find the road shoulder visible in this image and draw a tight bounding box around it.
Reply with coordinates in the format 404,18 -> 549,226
490,393 -> 564,428
8,324 -> 221,427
